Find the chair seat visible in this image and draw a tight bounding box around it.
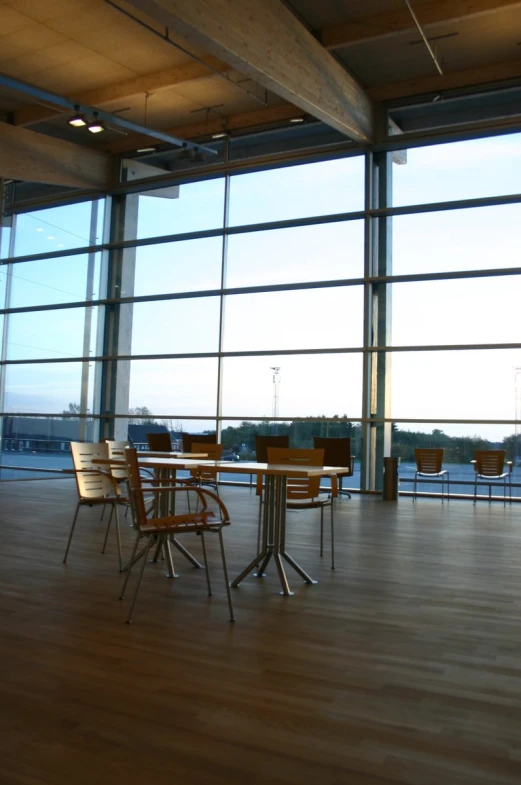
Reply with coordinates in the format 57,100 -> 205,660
416,470 -> 447,478
286,497 -> 329,510
141,510 -> 221,532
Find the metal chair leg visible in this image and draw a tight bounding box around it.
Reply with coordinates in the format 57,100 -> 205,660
63,502 -> 81,563
200,531 -> 212,596
114,505 -> 123,572
218,528 -> 235,623
320,508 -> 324,557
330,501 -> 335,570
101,505 -> 114,554
126,536 -> 153,624
120,530 -> 141,600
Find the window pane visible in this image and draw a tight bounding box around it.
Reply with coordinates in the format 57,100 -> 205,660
7,307 -> 99,360
117,358 -> 218,416
226,221 -> 364,288
3,362 -> 97,415
221,354 -> 363,418
391,277 -> 521,346
12,201 -> 104,257
136,180 -> 225,239
228,157 -> 364,226
0,224 -> 11,259
132,237 -> 222,296
224,288 -> 363,351
393,134 -> 521,206
392,422 -> 519,499
128,297 -> 220,355
390,349 -> 518,423
7,254 -> 102,308
392,205 -> 521,276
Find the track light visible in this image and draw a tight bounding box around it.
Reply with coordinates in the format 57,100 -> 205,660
87,113 -> 105,134
68,105 -> 86,127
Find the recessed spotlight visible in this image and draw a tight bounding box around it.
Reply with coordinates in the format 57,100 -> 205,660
57,243 -> 64,248
36,228 -> 43,232
211,132 -> 228,139
136,146 -> 156,153
290,117 -> 305,123
47,235 -> 55,240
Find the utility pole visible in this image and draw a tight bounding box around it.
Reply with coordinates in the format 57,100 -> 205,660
270,366 -> 281,419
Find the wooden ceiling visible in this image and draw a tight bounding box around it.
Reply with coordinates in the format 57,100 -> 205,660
1,0 -> 521,188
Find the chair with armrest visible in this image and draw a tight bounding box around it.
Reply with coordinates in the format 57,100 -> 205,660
312,436 -> 355,498
146,432 -> 172,452
414,448 -> 449,501
185,442 -> 223,497
120,447 -> 234,624
63,441 -> 128,571
267,446 -> 337,569
181,432 -> 217,452
472,450 -> 512,505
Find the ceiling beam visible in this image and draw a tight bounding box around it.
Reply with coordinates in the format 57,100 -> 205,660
14,57 -> 229,127
123,0 -> 373,143
368,57 -> 521,102
320,0 -> 521,49
0,122 -> 112,189
105,104 -> 307,154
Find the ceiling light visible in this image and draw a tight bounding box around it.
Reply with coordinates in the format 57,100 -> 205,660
211,132 -> 228,139
136,146 -> 156,153
47,235 -> 55,240
36,228 -> 43,232
289,117 -> 305,123
68,106 -> 87,127
87,113 -> 105,134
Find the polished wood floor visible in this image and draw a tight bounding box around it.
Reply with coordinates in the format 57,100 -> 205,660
1,479 -> 521,785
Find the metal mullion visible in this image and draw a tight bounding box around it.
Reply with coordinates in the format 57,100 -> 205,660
369,343 -> 521,352
368,191 -> 521,219
370,266 -> 521,285
216,166 -> 230,441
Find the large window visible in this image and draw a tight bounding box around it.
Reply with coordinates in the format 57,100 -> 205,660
1,132 -> 520,497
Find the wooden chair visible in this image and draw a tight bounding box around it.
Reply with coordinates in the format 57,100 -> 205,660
472,450 -> 512,505
312,436 -> 355,498
267,447 -> 337,569
413,448 -> 449,501
185,442 -> 223,496
120,447 -> 234,623
255,434 -> 290,497
63,441 -> 128,571
146,432 -> 172,452
181,432 -> 217,452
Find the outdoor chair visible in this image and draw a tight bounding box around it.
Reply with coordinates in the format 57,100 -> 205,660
413,448 -> 449,501
472,450 -> 512,504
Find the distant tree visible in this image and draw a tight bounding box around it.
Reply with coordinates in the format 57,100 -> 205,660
129,406 -> 155,425
61,402 -> 81,419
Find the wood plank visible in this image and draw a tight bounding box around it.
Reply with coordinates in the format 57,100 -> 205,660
14,57 -> 230,127
0,122 -> 112,189
124,0 -> 373,143
369,57 -> 521,102
106,103 -> 306,153
1,480 -> 521,784
320,0 -> 521,49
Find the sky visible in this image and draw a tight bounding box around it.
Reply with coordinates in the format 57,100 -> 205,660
1,135 -> 521,440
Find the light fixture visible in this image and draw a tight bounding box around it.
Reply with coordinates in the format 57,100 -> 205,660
87,113 -> 105,134
68,105 -> 86,127
136,146 -> 156,153
289,117 -> 305,123
211,132 -> 228,139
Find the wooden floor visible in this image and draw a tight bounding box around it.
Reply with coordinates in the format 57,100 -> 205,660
1,480 -> 521,785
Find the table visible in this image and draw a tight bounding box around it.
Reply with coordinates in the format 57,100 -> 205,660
205,460 -> 347,596
93,454 -> 213,574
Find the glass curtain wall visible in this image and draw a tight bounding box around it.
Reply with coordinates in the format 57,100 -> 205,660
375,132 -> 521,498
1,132 -> 520,496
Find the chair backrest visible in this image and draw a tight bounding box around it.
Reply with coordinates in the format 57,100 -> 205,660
255,434 -> 289,462
182,432 -> 217,452
105,440 -> 128,480
267,447 -> 325,500
146,432 -> 172,452
70,441 -> 115,500
474,450 -> 506,477
312,436 -> 352,474
190,442 -> 223,480
415,448 -> 443,474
